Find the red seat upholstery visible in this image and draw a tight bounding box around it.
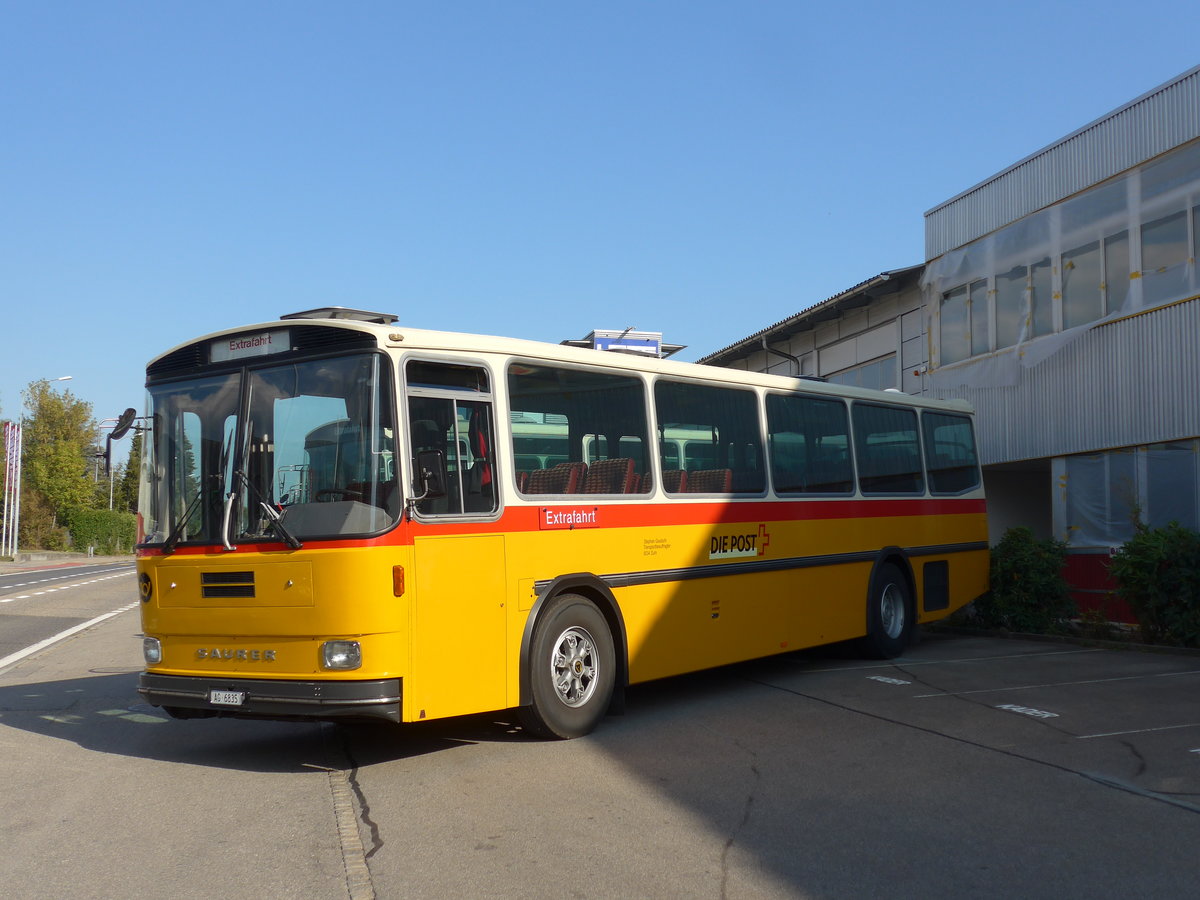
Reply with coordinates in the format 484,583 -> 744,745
525,461 -> 587,494
581,458 -> 635,494
685,468 -> 733,493
662,469 -> 688,493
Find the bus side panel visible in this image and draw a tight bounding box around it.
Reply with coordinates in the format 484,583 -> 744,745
619,563 -> 872,684
408,534 -> 508,723
914,546 -> 989,622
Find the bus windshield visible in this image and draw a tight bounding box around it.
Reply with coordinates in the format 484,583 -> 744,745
140,353 -> 399,547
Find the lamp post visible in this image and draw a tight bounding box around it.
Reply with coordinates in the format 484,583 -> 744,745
1,376 -> 73,559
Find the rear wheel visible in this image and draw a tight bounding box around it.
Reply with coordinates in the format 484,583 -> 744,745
520,593 -> 615,739
860,563 -> 912,659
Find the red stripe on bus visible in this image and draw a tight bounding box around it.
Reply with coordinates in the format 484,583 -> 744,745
137,497 -> 986,557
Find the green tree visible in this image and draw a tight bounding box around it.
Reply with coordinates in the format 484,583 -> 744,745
108,430 -> 143,514
21,380 -> 99,526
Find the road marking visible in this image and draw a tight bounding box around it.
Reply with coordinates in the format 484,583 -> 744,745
0,571 -> 132,604
0,601 -> 140,673
804,648 -> 1103,675
867,675 -> 911,685
914,669 -> 1200,699
996,703 -> 1059,719
1078,722 -> 1200,739
6,569 -> 131,589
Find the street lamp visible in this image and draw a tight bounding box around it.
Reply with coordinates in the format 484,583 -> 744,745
1,376 -> 75,559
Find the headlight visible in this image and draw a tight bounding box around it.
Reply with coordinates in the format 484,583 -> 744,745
143,637 -> 163,665
321,640 -> 362,670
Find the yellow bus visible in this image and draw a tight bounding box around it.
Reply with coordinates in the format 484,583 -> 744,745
134,307 -> 988,738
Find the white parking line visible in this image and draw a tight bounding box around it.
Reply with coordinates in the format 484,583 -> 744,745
1078,722 -> 1200,739
804,647 -> 1103,675
914,669 -> 1200,699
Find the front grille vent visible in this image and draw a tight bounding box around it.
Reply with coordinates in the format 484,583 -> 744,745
202,571 -> 255,599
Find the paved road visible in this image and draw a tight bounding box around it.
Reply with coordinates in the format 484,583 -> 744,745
1,563 -> 1199,899
0,560 -> 136,666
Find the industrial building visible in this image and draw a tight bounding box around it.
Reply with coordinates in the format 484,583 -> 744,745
700,64 -> 1200,615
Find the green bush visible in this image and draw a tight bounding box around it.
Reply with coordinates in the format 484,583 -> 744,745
64,507 -> 137,556
976,527 -> 1074,633
1109,522 -> 1200,647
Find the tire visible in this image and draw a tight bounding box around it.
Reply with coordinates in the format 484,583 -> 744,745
860,562 -> 912,659
520,593 -> 616,740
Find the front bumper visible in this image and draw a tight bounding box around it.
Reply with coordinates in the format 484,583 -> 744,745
138,673 -> 402,723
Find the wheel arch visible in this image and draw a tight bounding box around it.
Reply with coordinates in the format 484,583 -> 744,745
868,546 -> 917,612
518,573 -> 629,709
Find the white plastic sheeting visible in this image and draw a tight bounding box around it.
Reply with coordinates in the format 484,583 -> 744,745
924,137 -> 1200,391
1058,441 -> 1199,548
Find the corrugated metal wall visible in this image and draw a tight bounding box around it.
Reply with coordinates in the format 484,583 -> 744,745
931,299 -> 1200,465
925,65 -> 1200,259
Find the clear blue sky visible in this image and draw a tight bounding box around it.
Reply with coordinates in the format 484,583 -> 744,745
3,1 -> 1198,460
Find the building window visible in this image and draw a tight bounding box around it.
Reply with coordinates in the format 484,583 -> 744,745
1062,240 -> 1102,329
995,265 -> 1026,349
1030,258 -> 1054,336
826,356 -> 896,391
969,279 -> 990,355
940,280 -> 989,363
1140,210 -> 1190,306
940,286 -> 969,364
1104,230 -> 1131,311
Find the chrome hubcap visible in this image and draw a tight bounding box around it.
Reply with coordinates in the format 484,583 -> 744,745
550,626 -> 598,708
880,583 -> 905,640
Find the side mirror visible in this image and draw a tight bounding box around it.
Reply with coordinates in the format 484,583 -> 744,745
414,449 -> 447,500
102,407 -> 140,475
110,407 -> 138,440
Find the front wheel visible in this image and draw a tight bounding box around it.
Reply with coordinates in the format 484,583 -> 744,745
860,563 -> 912,659
520,593 -> 616,739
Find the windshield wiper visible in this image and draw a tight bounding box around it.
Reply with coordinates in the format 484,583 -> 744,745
232,469 -> 303,550
162,491 -> 204,553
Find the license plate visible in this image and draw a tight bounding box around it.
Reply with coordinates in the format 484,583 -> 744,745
208,689 -> 246,707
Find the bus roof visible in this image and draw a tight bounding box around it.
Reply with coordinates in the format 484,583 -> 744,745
148,308 -> 974,414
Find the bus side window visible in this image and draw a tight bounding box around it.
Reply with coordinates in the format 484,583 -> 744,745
406,361 -> 498,517
508,364 -> 652,496
766,393 -> 854,494
655,381 -> 765,494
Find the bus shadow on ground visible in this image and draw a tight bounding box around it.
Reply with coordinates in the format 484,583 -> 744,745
0,671 -> 481,772
0,640 -> 863,775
